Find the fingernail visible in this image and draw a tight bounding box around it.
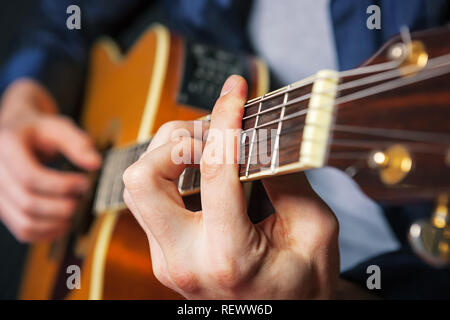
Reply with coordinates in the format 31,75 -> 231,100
220,75 -> 239,97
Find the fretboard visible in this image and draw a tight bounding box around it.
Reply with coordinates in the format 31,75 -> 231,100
179,70 -> 339,195
94,141 -> 151,213
94,70 -> 339,212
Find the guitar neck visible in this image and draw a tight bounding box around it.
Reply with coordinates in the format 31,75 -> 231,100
96,42 -> 450,209
93,70 -> 339,211
179,70 -> 340,195
91,26 -> 450,213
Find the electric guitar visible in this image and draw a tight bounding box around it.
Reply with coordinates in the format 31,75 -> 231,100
20,25 -> 450,299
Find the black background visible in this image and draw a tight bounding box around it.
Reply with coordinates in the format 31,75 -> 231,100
0,1 -> 36,69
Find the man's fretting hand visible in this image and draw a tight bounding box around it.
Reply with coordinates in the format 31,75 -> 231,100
123,75 -> 340,299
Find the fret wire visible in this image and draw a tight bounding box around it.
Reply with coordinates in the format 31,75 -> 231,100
243,78 -> 316,109
242,72 -> 337,111
111,141 -> 149,207
178,168 -> 200,193
245,101 -> 262,177
103,155 -> 116,208
243,108 -> 308,133
178,168 -> 186,191
242,92 -> 312,128
93,139 -> 152,212
110,151 -> 120,206
187,168 -> 196,190
120,143 -> 146,202
239,111 -> 309,165
243,103 -> 332,135
115,150 -> 126,205
102,151 -> 117,209
94,150 -> 115,212
239,131 -> 247,167
243,92 -> 311,121
109,149 -> 125,207
193,169 -> 201,189
270,87 -> 289,172
241,122 -> 305,149
93,165 -> 107,212
242,143 -> 303,163
118,147 -> 134,204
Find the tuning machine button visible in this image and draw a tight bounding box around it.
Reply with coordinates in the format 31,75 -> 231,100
388,40 -> 428,77
368,144 -> 413,185
388,43 -> 407,60
409,194 -> 450,267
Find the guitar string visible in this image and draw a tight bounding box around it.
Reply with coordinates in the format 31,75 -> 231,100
242,51 -> 449,112
103,53 -> 450,162
238,143 -> 448,177
238,65 -> 450,167
241,140 -> 447,165
99,56 -> 450,197
240,63 -> 450,140
240,123 -> 450,151
242,53 -> 450,120
243,52 -> 407,109
334,61 -> 450,104
98,142 -> 151,208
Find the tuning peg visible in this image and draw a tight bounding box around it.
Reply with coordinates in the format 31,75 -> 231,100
409,194 -> 450,267
387,26 -> 428,77
368,144 -> 413,185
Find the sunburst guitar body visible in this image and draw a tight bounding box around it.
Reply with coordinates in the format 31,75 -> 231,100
19,24 -> 269,299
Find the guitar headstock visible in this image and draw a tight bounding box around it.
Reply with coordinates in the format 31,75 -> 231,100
175,27 -> 450,266
327,26 -> 450,203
